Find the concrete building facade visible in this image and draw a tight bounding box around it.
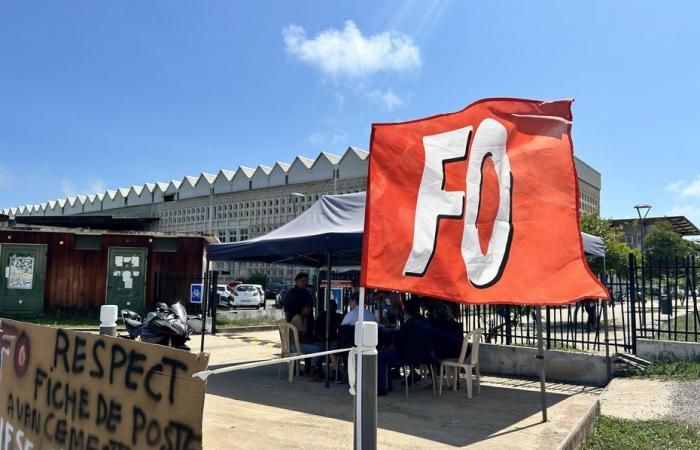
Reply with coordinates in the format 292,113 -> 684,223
3,148 -> 601,285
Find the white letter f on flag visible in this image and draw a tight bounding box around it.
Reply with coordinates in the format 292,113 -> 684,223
403,126 -> 471,276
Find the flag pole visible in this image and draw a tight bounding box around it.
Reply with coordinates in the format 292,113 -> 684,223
536,307 -> 548,422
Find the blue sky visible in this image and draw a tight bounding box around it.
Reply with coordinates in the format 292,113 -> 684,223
1,1 -> 699,225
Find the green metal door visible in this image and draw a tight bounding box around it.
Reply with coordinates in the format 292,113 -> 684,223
106,247 -> 147,313
0,244 -> 47,316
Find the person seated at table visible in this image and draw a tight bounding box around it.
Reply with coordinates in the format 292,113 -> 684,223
430,303 -> 465,360
377,300 -> 434,396
315,299 -> 342,342
339,293 -> 379,348
341,293 -> 378,326
290,301 -> 323,381
284,272 -> 313,323
314,299 -> 344,379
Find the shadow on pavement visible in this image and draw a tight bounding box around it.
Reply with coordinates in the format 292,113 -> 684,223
205,363 -> 572,447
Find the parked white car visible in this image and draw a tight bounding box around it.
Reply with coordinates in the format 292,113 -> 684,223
216,284 -> 234,307
232,284 -> 265,309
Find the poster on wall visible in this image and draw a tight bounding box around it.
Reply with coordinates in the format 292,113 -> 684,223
7,255 -> 34,290
0,319 -> 211,450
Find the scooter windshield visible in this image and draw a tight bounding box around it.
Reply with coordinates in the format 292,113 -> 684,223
171,303 -> 187,322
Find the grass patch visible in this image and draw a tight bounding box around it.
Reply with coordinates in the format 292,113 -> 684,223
582,415 -> 700,450
215,316 -> 276,327
617,361 -> 700,381
657,314 -> 699,342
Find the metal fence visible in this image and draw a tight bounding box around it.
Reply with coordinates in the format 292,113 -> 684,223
632,255 -> 700,344
456,254 -> 700,355
158,253 -> 700,356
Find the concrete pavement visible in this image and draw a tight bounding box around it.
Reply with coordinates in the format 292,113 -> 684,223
192,332 -> 602,449
601,378 -> 700,425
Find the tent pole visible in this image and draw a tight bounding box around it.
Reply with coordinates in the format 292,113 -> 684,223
536,307 -> 547,422
325,251 -> 332,388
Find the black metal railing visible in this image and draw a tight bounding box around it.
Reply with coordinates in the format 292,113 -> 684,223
633,255 -> 700,344
455,254 -> 700,354
155,253 -> 700,355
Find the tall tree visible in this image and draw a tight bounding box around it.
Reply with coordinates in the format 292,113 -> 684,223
643,220 -> 691,264
580,212 -> 638,275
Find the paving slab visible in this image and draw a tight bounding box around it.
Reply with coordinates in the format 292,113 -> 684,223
193,332 -> 601,449
601,377 -> 700,425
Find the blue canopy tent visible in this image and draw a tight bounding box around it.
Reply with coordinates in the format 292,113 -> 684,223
206,191 -> 605,265
205,192 -> 607,388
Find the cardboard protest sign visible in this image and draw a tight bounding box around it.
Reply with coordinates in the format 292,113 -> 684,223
0,318 -> 209,450
361,98 -> 609,305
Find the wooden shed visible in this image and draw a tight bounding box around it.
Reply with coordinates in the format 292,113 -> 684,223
0,226 -> 211,316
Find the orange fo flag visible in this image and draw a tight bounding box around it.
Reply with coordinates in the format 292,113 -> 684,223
360,98 -> 608,305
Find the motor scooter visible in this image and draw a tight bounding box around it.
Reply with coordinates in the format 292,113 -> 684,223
121,302 -> 193,351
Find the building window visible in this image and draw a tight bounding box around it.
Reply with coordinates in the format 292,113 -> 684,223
239,228 -> 249,241
228,229 -> 237,242
218,230 -> 227,243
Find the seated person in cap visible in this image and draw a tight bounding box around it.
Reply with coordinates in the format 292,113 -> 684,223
290,302 -> 324,381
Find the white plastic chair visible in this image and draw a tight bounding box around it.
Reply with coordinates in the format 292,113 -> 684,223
277,320 -> 301,382
439,328 -> 483,399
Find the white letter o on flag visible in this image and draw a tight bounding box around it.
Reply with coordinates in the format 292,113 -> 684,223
461,118 -> 513,287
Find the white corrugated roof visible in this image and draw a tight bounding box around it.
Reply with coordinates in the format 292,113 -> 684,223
1,147 -> 373,211
254,165 -> 272,175
319,151 -> 342,164
215,169 -> 235,182
182,176 -> 198,187
198,173 -> 216,185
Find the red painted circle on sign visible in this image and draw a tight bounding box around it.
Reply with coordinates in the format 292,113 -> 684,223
14,332 -> 30,377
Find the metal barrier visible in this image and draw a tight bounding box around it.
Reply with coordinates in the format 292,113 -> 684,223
193,347 -> 352,380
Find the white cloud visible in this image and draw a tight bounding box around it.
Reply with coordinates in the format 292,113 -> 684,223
87,178 -> 107,194
60,177 -> 107,197
666,204 -> 700,227
308,128 -> 349,150
367,88 -> 405,110
666,179 -> 687,192
283,20 -> 421,79
678,175 -> 700,198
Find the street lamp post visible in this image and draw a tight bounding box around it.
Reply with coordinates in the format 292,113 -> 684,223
634,203 -> 652,257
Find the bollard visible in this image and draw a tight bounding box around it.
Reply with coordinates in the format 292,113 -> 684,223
353,321 -> 378,450
99,305 -> 118,337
